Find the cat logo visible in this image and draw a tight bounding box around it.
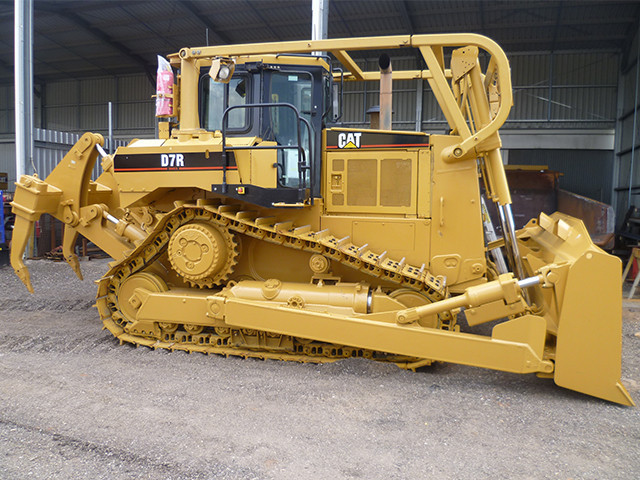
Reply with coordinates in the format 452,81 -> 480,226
337,132 -> 362,149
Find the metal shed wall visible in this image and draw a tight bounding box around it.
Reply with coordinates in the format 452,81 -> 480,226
0,75 -> 155,139
339,51 -> 618,132
0,50 -> 621,204
0,138 -> 16,187
1,51 -> 619,137
0,129 -> 127,192
613,29 -> 640,224
508,149 -> 614,204
43,74 -> 155,139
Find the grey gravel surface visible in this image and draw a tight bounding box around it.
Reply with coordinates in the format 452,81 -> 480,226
0,258 -> 639,480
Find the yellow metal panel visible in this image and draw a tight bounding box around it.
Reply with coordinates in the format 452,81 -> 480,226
325,150 -> 417,215
380,158 -> 412,206
429,135 -> 485,289
249,147 -> 278,189
347,157 -> 377,206
416,148 -> 431,219
319,215 -> 430,268
352,220 -> 415,252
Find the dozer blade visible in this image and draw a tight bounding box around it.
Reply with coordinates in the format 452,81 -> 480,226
554,246 -> 632,405
521,213 -> 634,406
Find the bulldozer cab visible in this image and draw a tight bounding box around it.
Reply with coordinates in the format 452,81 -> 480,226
199,58 -> 332,202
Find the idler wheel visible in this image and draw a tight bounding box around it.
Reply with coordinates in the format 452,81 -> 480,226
118,272 -> 168,323
168,222 -> 237,287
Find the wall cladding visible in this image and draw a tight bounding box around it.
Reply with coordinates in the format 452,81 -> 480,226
0,129 -> 128,191
0,51 -> 622,209
0,52 -> 618,138
614,29 -> 640,224
339,51 -> 618,132
509,149 -> 614,204
0,74 -> 156,140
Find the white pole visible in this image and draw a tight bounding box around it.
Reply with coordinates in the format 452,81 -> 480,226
14,0 -> 34,183
311,0 -> 328,55
108,101 -> 113,154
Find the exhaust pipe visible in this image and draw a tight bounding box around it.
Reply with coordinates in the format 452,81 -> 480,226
379,54 -> 392,131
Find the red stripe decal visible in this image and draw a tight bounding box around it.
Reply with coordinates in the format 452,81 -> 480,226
114,166 -> 238,172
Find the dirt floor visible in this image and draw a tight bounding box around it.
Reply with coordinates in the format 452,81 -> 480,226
0,258 -> 639,480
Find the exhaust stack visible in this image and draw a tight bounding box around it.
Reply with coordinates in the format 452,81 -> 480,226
379,54 -> 392,131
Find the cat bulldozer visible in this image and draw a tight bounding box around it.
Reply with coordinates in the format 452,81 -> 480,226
10,34 -> 633,405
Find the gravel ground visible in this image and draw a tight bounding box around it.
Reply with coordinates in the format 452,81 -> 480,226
0,258 -> 639,480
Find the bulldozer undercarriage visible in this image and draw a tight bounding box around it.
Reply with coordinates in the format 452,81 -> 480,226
97,200 -> 452,368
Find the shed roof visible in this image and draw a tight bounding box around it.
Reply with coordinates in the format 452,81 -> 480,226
1,0 -> 639,85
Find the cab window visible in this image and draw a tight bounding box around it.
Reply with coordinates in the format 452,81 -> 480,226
201,75 -> 250,132
267,71 -> 313,188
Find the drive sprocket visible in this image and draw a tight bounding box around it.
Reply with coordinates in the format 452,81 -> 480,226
167,222 -> 238,288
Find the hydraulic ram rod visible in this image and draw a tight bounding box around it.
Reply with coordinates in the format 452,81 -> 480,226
396,273 -> 540,324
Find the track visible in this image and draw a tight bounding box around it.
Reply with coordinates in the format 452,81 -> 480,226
96,199 -> 455,365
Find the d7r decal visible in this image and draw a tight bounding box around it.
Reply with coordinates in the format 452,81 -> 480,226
113,151 -> 236,172
161,153 -> 184,167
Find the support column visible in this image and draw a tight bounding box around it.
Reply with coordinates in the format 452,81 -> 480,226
311,0 -> 328,42
312,0 -> 329,57
14,0 -> 34,182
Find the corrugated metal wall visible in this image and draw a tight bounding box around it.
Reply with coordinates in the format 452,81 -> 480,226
614,28 -> 640,224
0,128 -> 127,191
509,53 -> 617,128
0,51 -> 620,206
0,138 -> 16,187
0,74 -> 155,139
0,85 -> 14,133
341,57 -> 420,131
1,52 -> 618,137
0,52 -> 621,137
339,51 -> 618,131
0,73 -> 154,190
508,149 -> 614,204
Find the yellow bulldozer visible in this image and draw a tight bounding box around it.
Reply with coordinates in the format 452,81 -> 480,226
10,34 -> 633,405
